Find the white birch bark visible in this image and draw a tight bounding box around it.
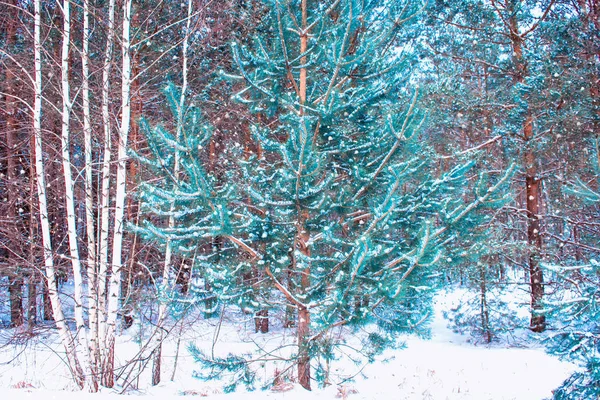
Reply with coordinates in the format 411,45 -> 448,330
60,0 -> 94,389
97,0 -> 116,375
104,0 -> 132,385
82,0 -> 99,387
34,0 -> 84,388
152,0 -> 194,384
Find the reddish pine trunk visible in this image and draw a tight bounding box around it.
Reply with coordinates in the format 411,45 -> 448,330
509,8 -> 546,332
526,172 -> 545,332
524,114 -> 545,332
296,1 -> 311,389
297,306 -> 311,390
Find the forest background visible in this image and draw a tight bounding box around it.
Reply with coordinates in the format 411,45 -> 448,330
0,0 -> 598,398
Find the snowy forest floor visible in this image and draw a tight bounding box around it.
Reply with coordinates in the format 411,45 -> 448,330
0,288 -> 576,399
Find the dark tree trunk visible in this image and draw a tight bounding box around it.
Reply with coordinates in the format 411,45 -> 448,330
42,280 -> 53,321
479,264 -> 492,343
526,173 -> 546,332
152,345 -> 161,386
27,275 -> 37,326
9,276 -> 24,327
254,309 -> 269,333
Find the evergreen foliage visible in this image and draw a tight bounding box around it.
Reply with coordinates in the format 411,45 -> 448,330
546,174 -> 600,400
547,261 -> 600,399
136,0 -> 515,390
132,82 -> 231,315
188,346 -> 256,393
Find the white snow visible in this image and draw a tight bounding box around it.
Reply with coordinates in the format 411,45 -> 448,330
0,289 -> 575,399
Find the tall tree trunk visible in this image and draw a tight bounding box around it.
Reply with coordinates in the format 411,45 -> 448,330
82,0 -> 99,385
284,264 -> 295,328
296,0 -> 312,390
33,0 -> 85,387
105,0 -> 132,387
60,0 -> 95,389
97,0 -> 116,386
42,281 -> 53,321
123,13 -> 143,329
508,1 -> 546,332
29,134 -> 39,328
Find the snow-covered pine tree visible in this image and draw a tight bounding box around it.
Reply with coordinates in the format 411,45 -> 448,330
136,0 -> 514,391
206,0 -> 514,390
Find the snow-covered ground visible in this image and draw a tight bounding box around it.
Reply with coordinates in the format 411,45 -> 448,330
0,289 -> 575,399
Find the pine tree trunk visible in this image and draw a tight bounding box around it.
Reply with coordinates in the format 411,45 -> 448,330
42,281 -> 53,321
152,345 -> 162,386
284,260 -> 296,328
296,1 -> 311,390
508,3 -> 546,333
297,305 -> 311,390
526,170 -> 545,332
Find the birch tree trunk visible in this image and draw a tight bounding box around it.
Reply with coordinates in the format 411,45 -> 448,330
152,0 -> 194,385
98,0 -> 116,386
104,0 -> 132,387
82,0 -> 100,389
33,0 -> 85,388
60,0 -> 95,389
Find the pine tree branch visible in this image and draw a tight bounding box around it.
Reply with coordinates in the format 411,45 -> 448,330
265,266 -> 307,309
521,0 -> 557,38
440,135 -> 502,159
